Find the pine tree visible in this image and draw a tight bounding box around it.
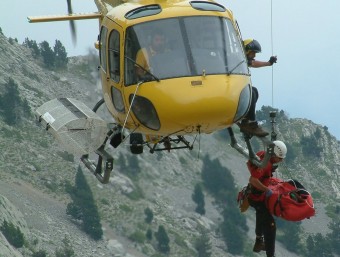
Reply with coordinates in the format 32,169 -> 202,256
327,219 -> 340,255
146,228 -> 153,241
55,236 -> 75,257
201,154 -> 235,198
192,183 -> 205,215
277,220 -> 303,254
195,228 -> 212,257
300,135 -> 322,158
220,209 -> 245,255
39,41 -> 55,68
127,154 -> 140,176
23,38 -> 40,58
155,225 -> 170,253
307,233 -> 333,257
54,39 -> 68,69
0,78 -> 24,125
144,207 -> 154,224
66,202 -> 82,220
23,37 -> 32,48
117,153 -> 127,171
32,250 -> 47,257
306,235 -> 315,254
201,154 -> 248,255
0,220 -> 25,248
66,166 -> 103,240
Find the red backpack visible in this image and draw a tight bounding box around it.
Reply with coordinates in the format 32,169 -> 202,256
265,178 -> 315,221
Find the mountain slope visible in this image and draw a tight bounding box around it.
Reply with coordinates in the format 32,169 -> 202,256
0,32 -> 339,257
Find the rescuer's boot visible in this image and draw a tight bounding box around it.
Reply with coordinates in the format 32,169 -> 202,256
253,236 -> 266,252
239,120 -> 269,137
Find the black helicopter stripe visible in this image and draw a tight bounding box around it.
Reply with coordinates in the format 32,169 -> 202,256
57,98 -> 86,119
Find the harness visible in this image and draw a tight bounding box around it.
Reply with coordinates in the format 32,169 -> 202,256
250,175 -> 272,195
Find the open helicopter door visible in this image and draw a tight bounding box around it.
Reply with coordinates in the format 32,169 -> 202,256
36,98 -> 108,155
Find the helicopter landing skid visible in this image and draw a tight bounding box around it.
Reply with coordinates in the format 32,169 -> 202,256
147,136 -> 194,153
79,98 -> 116,184
229,112 -> 279,168
81,146 -> 113,184
227,127 -> 274,168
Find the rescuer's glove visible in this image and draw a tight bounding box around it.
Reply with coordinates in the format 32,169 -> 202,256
269,56 -> 277,65
265,189 -> 273,198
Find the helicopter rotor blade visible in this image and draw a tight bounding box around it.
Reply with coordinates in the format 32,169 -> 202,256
67,0 -> 77,45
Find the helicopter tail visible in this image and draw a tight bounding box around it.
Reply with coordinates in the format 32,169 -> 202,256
95,0 -> 125,14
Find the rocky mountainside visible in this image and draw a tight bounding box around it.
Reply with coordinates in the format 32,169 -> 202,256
0,32 -> 339,257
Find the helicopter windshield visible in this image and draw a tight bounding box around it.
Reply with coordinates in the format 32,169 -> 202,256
125,16 -> 248,85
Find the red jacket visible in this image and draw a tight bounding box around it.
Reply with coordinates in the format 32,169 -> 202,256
247,151 -> 275,201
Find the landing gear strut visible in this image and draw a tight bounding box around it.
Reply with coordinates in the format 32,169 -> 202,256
81,145 -> 113,184
80,98 -> 114,184
228,112 -> 277,168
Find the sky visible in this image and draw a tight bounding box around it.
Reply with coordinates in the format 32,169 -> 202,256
224,0 -> 340,140
0,0 -> 98,55
1,0 -> 340,139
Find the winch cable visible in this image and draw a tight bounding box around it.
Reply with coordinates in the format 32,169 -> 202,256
270,0 -> 275,108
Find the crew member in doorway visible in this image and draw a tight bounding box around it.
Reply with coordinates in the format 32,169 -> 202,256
238,39 -> 277,137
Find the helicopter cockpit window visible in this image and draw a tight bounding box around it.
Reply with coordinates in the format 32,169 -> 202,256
190,1 -> 226,12
99,26 -> 108,73
125,19 -> 189,85
124,16 -> 248,85
184,16 -> 248,75
108,29 -> 120,82
125,4 -> 162,20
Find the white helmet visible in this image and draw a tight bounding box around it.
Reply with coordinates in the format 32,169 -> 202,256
273,140 -> 287,158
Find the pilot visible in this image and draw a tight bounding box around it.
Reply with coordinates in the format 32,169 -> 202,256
247,140 -> 287,257
135,29 -> 166,79
238,39 -> 277,137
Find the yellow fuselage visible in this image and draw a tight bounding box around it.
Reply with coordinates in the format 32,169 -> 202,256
100,0 -> 251,136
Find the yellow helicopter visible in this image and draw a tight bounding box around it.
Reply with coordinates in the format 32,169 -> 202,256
32,0 -> 275,183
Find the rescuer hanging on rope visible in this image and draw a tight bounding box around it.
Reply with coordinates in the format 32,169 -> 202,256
238,39 -> 277,137
247,140 -> 287,257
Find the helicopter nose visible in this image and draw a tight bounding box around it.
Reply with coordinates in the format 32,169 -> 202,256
153,77 -> 251,133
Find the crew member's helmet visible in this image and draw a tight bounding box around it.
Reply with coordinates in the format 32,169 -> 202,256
273,140 -> 287,158
243,39 -> 262,54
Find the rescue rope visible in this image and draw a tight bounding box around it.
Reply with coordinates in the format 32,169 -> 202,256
121,81 -> 142,142
270,0 -> 274,107
197,126 -> 201,159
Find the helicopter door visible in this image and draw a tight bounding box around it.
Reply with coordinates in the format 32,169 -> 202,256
108,29 -> 120,83
107,26 -> 125,114
99,26 -> 108,75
